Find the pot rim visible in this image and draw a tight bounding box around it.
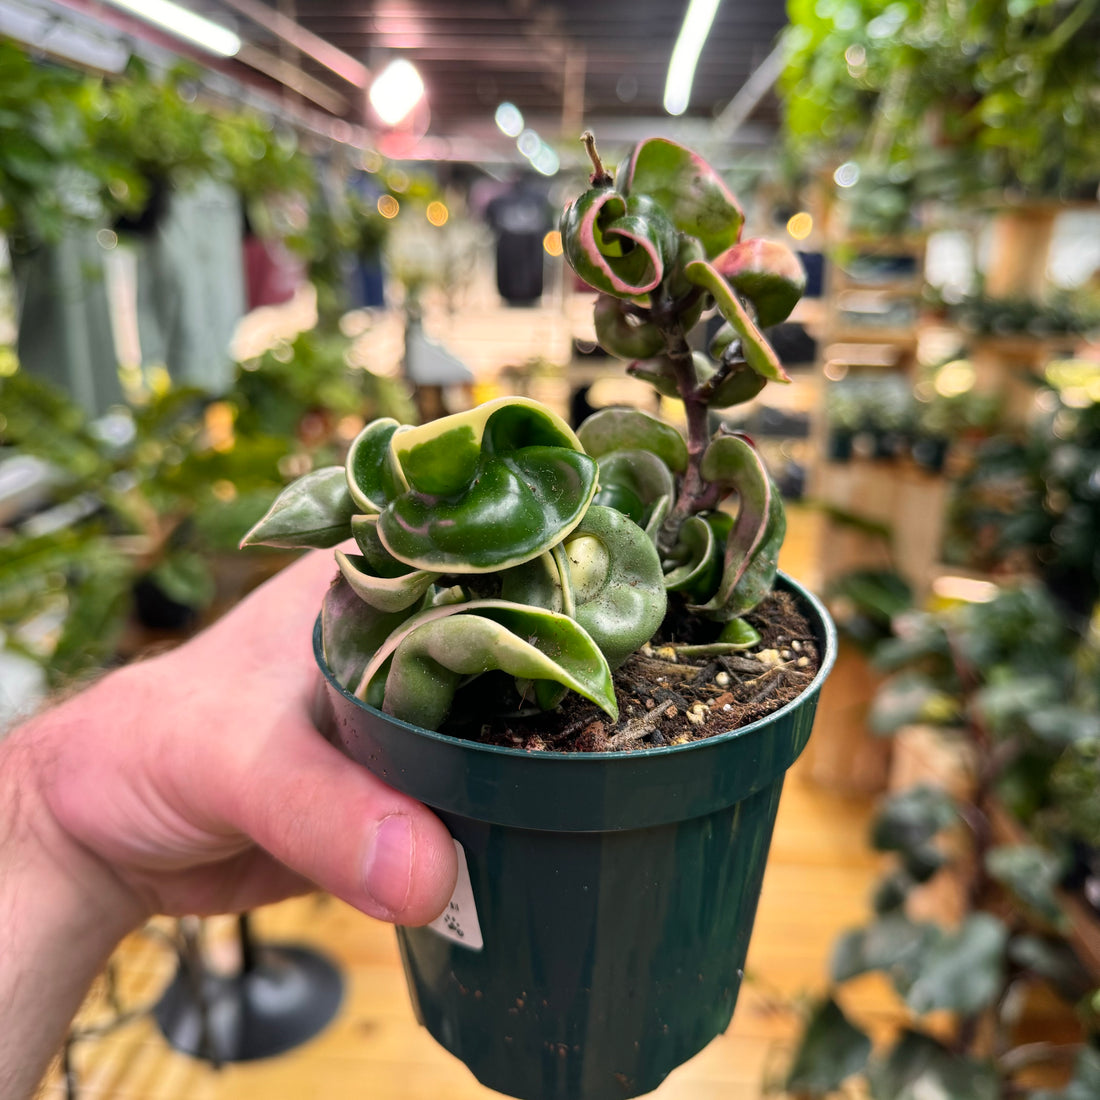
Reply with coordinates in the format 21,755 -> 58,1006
314,570 -> 837,761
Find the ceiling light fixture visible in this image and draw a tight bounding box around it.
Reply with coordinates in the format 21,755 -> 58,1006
663,0 -> 721,116
100,0 -> 241,57
369,59 -> 425,127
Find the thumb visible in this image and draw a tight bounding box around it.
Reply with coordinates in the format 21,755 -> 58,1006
223,714 -> 458,925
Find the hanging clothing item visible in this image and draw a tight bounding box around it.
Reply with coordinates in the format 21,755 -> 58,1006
486,180 -> 553,306
243,234 -> 304,311
11,229 -> 125,418
136,177 -> 245,393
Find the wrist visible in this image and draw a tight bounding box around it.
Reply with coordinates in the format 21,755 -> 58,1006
2,700 -> 149,945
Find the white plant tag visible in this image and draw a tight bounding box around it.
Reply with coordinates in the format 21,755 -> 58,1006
426,839 -> 483,951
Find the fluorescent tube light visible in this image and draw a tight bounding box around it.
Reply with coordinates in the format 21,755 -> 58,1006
663,0 -> 721,116
100,0 -> 241,57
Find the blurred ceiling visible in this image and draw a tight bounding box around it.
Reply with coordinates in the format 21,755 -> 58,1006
13,0 -> 790,161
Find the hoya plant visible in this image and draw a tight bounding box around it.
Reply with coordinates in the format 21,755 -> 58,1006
242,134 -> 806,734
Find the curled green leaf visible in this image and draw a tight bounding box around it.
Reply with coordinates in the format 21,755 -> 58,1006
335,549 -> 439,613
560,188 -> 673,298
593,450 -> 676,528
359,599 -> 617,729
683,259 -> 791,383
690,434 -> 785,618
593,293 -> 665,359
618,137 -> 743,258
345,418 -> 406,513
713,238 -> 806,328
376,398 -> 598,573
501,505 -> 666,669
240,466 -> 353,549
577,406 -> 689,473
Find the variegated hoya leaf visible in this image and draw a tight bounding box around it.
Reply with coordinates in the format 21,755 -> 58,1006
335,549 -> 439,613
501,505 -> 666,669
560,188 -> 674,299
712,238 -> 806,328
690,433 -> 786,619
369,398 -> 599,573
240,466 -> 353,549
357,599 -> 617,730
618,137 -> 744,258
577,407 -> 689,473
683,259 -> 791,383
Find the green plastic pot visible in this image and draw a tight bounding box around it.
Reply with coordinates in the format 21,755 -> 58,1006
315,573 -> 836,1100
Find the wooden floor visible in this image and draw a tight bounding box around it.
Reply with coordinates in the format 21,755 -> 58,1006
40,508 -> 910,1100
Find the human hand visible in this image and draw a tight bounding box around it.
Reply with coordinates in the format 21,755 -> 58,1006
10,549 -> 458,927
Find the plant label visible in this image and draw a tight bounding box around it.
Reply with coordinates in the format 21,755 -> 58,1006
426,839 -> 483,951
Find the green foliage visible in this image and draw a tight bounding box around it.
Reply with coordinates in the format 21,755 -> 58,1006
251,396 -> 666,729
781,0 -> 1100,201
784,997 -> 871,1093
0,43 -> 314,248
943,384 -> 1100,613
1,323 -> 399,685
258,137 -> 808,732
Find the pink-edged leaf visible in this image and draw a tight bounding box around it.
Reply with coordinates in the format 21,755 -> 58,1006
619,137 -> 743,258
690,433 -> 785,617
683,259 -> 791,383
713,238 -> 807,327
561,188 -> 668,297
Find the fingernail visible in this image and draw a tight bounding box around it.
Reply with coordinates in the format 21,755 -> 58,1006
364,813 -> 413,917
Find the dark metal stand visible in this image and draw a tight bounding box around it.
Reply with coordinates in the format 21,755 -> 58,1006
153,912 -> 343,1064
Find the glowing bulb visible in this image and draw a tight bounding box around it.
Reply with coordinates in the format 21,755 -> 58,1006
543,231 -> 563,257
786,212 -> 813,240
426,201 -> 449,226
495,102 -> 524,137
377,194 -> 400,219
369,60 -> 424,127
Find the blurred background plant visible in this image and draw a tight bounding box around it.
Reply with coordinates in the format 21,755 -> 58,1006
781,0 -> 1100,204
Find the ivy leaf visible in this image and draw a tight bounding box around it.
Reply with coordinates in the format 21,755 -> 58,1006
870,671 -> 959,734
1027,704 -> 1100,746
867,1030 -> 999,1100
577,406 -> 689,473
1008,934 -> 1094,1000
618,137 -> 743,257
985,844 -> 1070,931
360,599 -> 616,730
871,785 -> 958,855
784,997 -> 872,1095
240,466 -> 354,549
831,912 -> 939,991
904,914 -> 1007,1016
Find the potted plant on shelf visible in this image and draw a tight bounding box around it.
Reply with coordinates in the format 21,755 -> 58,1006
241,134 -> 836,1100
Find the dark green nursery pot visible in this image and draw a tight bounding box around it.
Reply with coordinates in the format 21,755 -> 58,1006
315,573 -> 835,1100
